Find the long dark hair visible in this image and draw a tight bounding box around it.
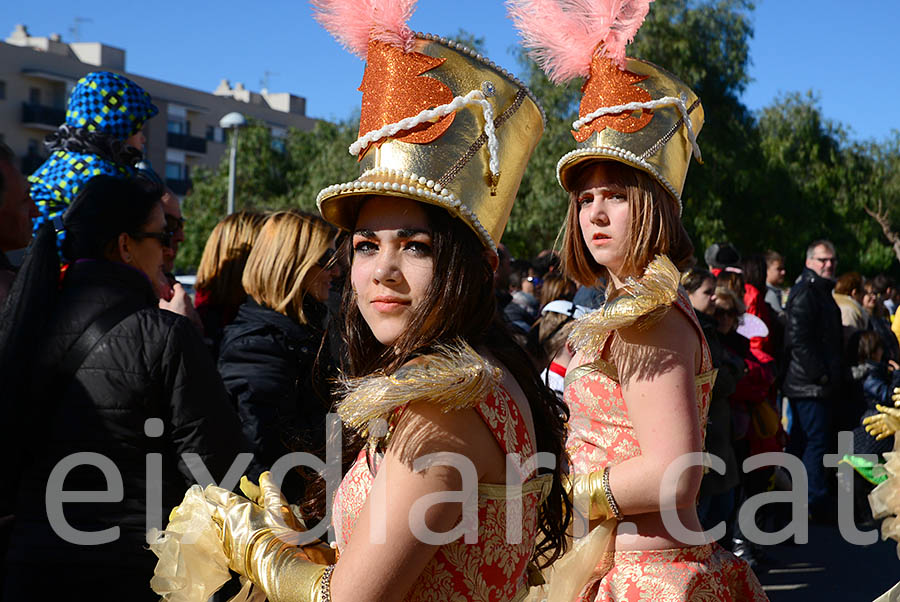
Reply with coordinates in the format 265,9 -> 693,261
341,204 -> 571,567
45,124 -> 143,167
740,254 -> 767,293
62,175 -> 163,261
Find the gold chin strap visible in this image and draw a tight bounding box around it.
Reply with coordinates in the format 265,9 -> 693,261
245,529 -> 331,602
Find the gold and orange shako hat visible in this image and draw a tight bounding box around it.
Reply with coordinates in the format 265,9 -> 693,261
508,0 -> 703,214
312,2 -> 545,252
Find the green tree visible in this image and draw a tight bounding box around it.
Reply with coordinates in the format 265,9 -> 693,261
756,93 -> 899,275
177,117 -> 358,271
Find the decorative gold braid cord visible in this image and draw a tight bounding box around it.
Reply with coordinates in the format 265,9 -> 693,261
567,255 -> 681,352
336,340 -> 502,434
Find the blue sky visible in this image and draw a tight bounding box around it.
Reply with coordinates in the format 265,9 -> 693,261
3,0 -> 898,142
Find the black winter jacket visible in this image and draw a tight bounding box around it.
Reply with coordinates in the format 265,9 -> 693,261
782,267 -> 843,400
7,260 -> 245,578
696,311 -> 740,497
218,298 -> 334,503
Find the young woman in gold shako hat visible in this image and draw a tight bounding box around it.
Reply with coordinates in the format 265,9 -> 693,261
177,1 -> 574,601
508,1 -> 768,600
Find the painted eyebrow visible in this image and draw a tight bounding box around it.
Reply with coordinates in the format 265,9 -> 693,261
397,228 -> 431,238
352,228 -> 431,238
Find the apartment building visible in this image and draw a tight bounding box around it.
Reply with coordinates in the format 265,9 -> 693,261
0,24 -> 317,195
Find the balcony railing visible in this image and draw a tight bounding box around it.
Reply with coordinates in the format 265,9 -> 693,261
167,132 -> 207,154
22,103 -> 65,128
165,178 -> 192,196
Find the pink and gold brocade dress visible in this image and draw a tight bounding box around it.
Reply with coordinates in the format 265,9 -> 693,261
331,385 -> 551,602
564,289 -> 768,602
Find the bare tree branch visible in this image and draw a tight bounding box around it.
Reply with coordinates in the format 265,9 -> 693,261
864,198 -> 900,263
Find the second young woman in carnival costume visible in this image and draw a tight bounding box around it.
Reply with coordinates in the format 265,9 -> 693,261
508,1 -> 767,599
159,1 -> 572,601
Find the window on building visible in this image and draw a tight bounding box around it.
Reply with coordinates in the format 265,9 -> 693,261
205,125 -> 215,141
0,81 -> 6,100
167,120 -> 185,135
165,162 -> 184,181
29,87 -> 41,105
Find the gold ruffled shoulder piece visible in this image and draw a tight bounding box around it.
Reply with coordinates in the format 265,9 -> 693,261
567,255 -> 681,352
336,340 -> 503,434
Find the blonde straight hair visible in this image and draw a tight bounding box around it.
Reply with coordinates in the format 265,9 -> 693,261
195,210 -> 266,306
242,210 -> 335,324
561,161 -> 693,288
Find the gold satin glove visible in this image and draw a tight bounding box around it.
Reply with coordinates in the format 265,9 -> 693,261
204,473 -> 332,602
564,467 -> 616,521
864,404 -> 900,441
892,386 -> 899,407
239,473 -> 337,565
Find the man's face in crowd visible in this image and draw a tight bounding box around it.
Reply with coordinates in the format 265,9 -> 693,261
0,160 -> 39,252
805,244 -> 837,280
766,260 -> 785,286
160,189 -> 184,273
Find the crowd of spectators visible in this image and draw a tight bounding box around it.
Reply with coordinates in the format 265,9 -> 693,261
2,124 -> 900,590
684,238 -> 900,568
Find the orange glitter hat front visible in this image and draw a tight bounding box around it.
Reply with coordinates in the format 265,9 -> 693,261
508,0 -> 703,213
311,0 -> 545,251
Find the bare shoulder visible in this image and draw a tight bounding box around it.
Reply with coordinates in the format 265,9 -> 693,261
389,397 -> 502,480
618,305 -> 698,354
615,307 -> 699,383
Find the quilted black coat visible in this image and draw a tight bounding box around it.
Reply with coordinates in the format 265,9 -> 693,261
5,259 -> 245,595
217,297 -> 334,504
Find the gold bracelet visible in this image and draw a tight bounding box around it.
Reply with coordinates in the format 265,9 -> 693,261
602,467 -> 623,521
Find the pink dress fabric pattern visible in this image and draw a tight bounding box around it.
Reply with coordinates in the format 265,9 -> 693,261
564,289 -> 768,602
331,385 -> 551,602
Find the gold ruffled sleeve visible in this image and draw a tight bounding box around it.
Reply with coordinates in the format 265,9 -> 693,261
567,255 -> 681,352
335,340 -> 502,436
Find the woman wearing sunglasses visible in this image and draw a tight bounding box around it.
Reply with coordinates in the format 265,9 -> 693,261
217,210 -> 339,505
0,174 -> 244,600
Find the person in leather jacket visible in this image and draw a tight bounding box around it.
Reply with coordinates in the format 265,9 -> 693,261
783,239 -> 843,519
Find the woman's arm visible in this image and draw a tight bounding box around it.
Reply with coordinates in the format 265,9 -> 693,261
331,401 -> 505,601
607,308 -> 704,513
207,397 -> 509,602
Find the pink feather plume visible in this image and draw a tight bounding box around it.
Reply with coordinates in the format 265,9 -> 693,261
506,0 -> 653,83
311,0 -> 418,59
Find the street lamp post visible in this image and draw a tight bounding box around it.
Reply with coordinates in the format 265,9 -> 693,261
219,112 -> 246,215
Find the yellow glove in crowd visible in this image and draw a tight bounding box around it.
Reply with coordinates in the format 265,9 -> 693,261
862,387 -> 900,441
204,472 -> 334,602
864,404 -> 900,441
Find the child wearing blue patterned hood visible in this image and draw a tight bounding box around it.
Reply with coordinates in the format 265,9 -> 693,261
28,71 -> 158,245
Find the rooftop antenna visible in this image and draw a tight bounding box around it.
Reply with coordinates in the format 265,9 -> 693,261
68,17 -> 93,42
260,70 -> 278,93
